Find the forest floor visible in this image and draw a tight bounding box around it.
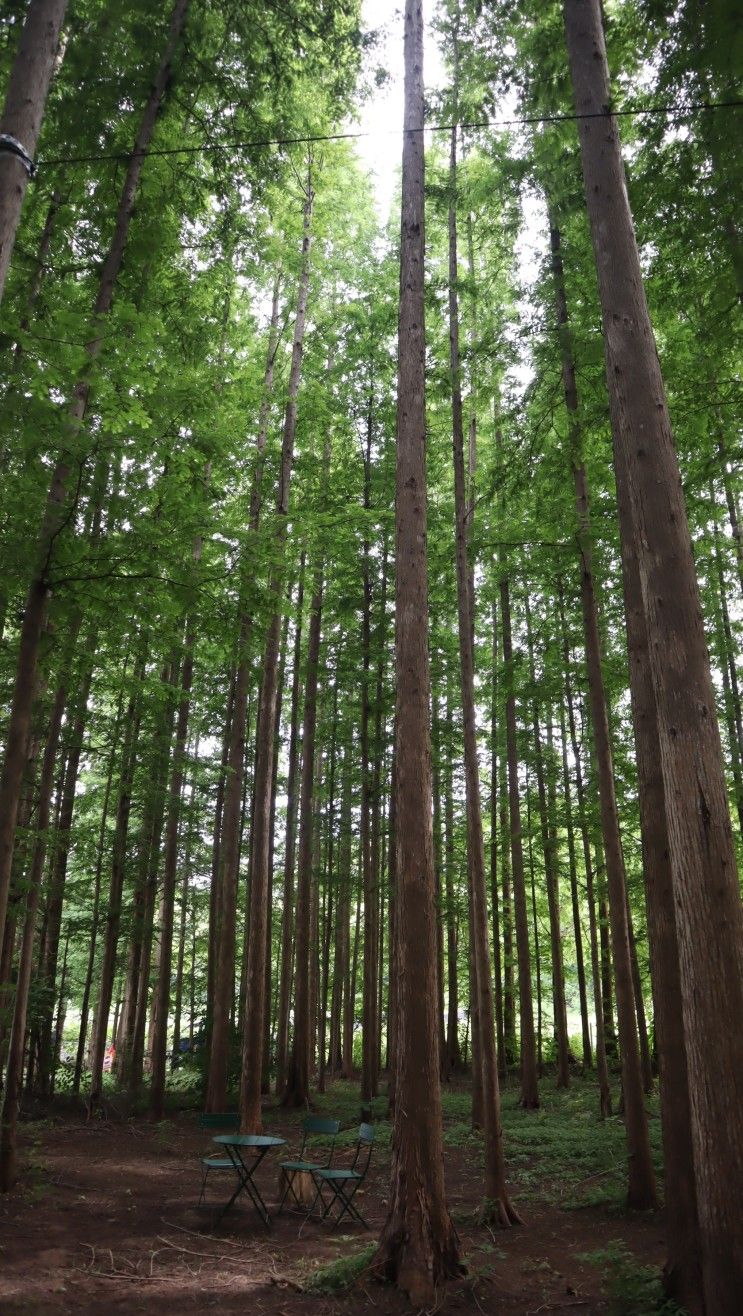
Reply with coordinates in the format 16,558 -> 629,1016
0,1075 -> 675,1315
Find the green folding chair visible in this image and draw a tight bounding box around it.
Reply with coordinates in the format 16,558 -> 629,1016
278,1115 -> 341,1214
310,1122 -> 375,1229
196,1111 -> 240,1207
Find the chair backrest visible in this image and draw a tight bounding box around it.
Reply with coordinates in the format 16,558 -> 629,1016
197,1112 -> 240,1131
300,1115 -> 341,1164
351,1123 -> 375,1175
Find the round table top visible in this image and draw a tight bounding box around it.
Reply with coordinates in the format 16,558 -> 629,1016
212,1133 -> 287,1147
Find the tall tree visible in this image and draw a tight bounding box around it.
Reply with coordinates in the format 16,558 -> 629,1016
374,0 -> 462,1301
564,0 -> 743,1302
0,0 -> 68,301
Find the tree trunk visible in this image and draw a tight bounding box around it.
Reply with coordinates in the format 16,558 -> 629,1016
282,561 -> 323,1106
489,592 -> 506,1076
566,0 -> 743,1268
558,692 -> 592,1069
499,571 -> 539,1107
238,186 -> 313,1132
0,0 -> 68,302
150,611 -> 197,1118
88,648 -> 146,1108
0,0 -> 190,963
275,556 -> 305,1092
206,277 -> 280,1111
618,468 -> 703,1312
374,3 -> 462,1300
524,594 -> 570,1088
446,108 -> 517,1222
559,592 -> 611,1115
549,209 -> 652,1196
0,681 -> 65,1189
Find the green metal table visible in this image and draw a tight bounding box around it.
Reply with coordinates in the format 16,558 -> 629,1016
211,1133 -> 286,1228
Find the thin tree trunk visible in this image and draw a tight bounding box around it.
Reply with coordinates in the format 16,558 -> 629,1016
275,556 -> 305,1092
71,663 -> 127,1094
238,189 -> 313,1131
282,560 -> 324,1107
489,592 -> 506,1076
548,207 -> 653,1199
558,691 -> 592,1068
524,594 -> 570,1087
150,608 -> 197,1118
207,276 -> 280,1112
88,647 -> 146,1108
499,570 -> 539,1107
446,106 -> 517,1221
560,594 -> 611,1114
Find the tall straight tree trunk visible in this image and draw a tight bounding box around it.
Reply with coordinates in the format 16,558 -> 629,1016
565,1 -> 743,1267
88,647 -> 146,1108
558,693 -> 592,1069
0,681 -> 65,1188
559,594 -> 611,1114
432,693 -> 449,1082
172,747 -> 197,1069
446,108 -> 517,1223
524,593 -> 570,1088
282,559 -> 324,1106
374,2 -> 462,1300
618,471 -> 703,1311
206,277 -> 280,1112
150,608 -> 197,1118
489,593 -> 506,1075
0,0 -> 190,962
499,570 -> 539,1107
499,701 -> 516,1068
275,557 -> 305,1092
443,696 -> 462,1074
206,672 -> 234,1029
71,659 -> 128,1093
0,0 -> 68,302
525,782 -> 543,1075
549,213 -> 651,1187
35,628 -> 97,1097
360,405 -> 379,1102
239,185 -> 313,1132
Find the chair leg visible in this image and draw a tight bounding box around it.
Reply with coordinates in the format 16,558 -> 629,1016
198,1165 -> 210,1207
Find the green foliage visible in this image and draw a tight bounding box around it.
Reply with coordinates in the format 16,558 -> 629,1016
579,1241 -> 686,1315
302,1243 -> 377,1293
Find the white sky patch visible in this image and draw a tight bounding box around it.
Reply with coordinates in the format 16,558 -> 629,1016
355,0 -> 447,223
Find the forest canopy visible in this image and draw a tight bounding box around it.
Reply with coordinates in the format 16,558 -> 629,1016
0,0 -> 742,1313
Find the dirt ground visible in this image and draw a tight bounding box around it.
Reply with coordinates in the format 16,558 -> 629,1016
0,1088 -> 668,1314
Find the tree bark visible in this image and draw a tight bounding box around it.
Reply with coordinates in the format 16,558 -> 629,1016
566,0 -> 743,1277
499,570 -> 539,1107
0,0 -> 190,964
282,560 -> 323,1107
0,679 -> 65,1187
447,110 -> 518,1221
275,555 -> 305,1092
524,593 -> 571,1088
374,2 -> 462,1299
238,186 -> 313,1131
206,276 -> 280,1111
0,0 -> 68,302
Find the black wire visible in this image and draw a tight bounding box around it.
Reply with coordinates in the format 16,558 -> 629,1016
36,97 -> 743,170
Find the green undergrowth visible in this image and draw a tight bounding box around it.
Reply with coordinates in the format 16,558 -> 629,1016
302,1242 -> 377,1293
579,1241 -> 687,1315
